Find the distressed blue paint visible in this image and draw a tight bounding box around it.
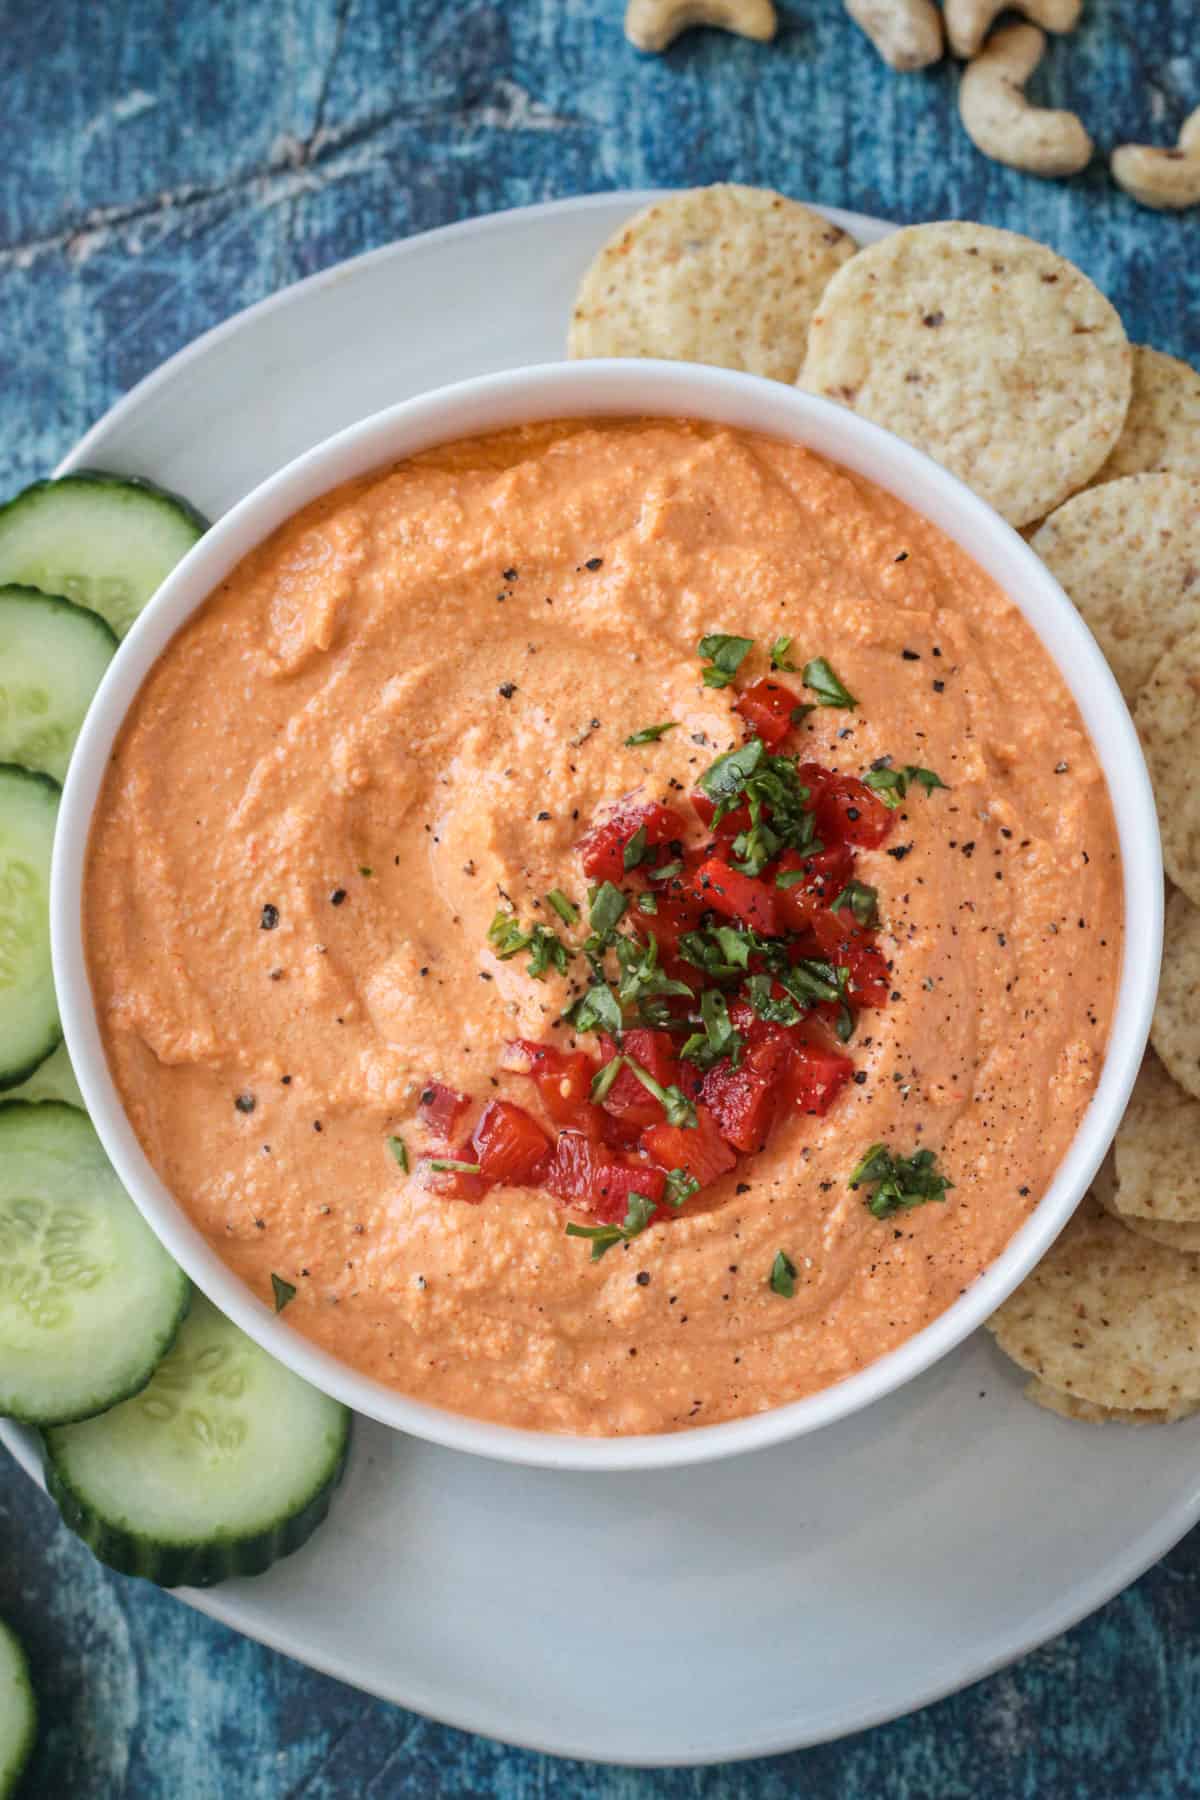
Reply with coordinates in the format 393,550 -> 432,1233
1,0 -> 1198,1791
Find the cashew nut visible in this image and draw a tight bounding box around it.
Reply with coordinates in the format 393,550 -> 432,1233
1111,108 -> 1200,211
945,0 -> 1082,60
959,23 -> 1092,177
624,0 -> 777,53
842,0 -> 943,71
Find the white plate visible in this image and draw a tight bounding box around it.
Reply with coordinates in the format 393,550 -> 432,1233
4,191 -> 1199,1768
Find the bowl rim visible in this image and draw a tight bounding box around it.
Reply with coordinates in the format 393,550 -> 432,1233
52,357 -> 1162,1473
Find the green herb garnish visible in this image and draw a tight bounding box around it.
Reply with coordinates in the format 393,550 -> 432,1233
545,888 -> 580,926
613,932 -> 694,1013
566,1192 -> 658,1261
590,1055 -> 627,1103
637,893 -> 659,914
829,880 -> 880,927
625,722 -> 679,746
862,761 -> 947,810
428,1158 -> 483,1175
648,859 -> 684,883
700,737 -> 766,804
624,1056 -> 697,1129
779,959 -> 855,1041
623,824 -> 649,872
769,635 -> 798,672
564,982 -> 624,1036
802,657 -> 857,709
775,867 -> 807,890
744,972 -> 803,1027
271,1273 -> 297,1313
387,1135 -> 409,1173
664,1168 -> 700,1208
589,881 -> 628,936
698,737 -> 819,877
849,1143 -> 954,1221
699,632 -> 754,689
769,1251 -> 797,1298
680,987 -> 744,1070
487,908 -> 571,980
359,866 -> 373,877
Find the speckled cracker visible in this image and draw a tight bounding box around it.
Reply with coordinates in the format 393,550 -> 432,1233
1029,474 -> 1200,703
1023,1376 -> 1186,1426
799,222 -> 1131,528
987,1193 -> 1200,1412
1109,1050 -> 1200,1223
1111,1213 -> 1200,1256
1151,889 -> 1200,1102
1091,346 -> 1200,485
567,185 -> 858,383
1135,625 -> 1200,906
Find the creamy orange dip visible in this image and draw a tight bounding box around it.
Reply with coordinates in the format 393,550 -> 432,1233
85,420 -> 1122,1435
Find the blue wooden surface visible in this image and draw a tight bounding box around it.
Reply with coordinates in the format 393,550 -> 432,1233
2,1 -> 1198,1792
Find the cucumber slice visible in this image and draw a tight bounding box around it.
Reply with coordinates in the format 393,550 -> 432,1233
44,1294 -> 351,1588
0,473 -> 207,639
0,1618 -> 35,1799
0,586 -> 116,781
0,1103 -> 190,1424
5,1040 -> 84,1111
0,765 -> 59,1090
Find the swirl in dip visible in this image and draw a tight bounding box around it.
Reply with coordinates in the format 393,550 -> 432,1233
84,420 -> 1122,1435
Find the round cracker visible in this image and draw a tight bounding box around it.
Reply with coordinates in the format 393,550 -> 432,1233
1023,1376 -> 1187,1426
1029,474 -> 1200,702
1135,625 -> 1200,905
567,185 -> 858,383
1097,1064 -> 1200,1223
986,1193 -> 1200,1412
799,221 -> 1131,528
1151,888 -> 1200,1101
1091,345 -> 1200,485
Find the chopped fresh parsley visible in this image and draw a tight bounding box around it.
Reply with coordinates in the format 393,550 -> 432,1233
769,1251 -> 797,1297
698,737 -> 819,878
769,635 -> 798,672
589,881 -> 628,936
624,1056 -> 697,1128
830,880 -> 880,927
680,987 -> 744,1070
487,908 -> 571,980
613,932 -> 693,1014
428,1158 -> 483,1175
545,888 -> 579,926
863,761 -> 947,810
664,1168 -> 700,1208
625,721 -> 679,746
802,657 -> 857,709
623,824 -> 649,871
271,1273 -> 297,1313
387,1134 -> 409,1173
699,632 -> 754,689
636,892 -> 659,914
775,867 -> 807,890
744,972 -> 803,1026
590,1055 -> 627,1103
849,1143 -> 954,1220
359,866 -> 373,878
564,982 -> 624,1036
566,1192 -> 658,1260
779,958 -> 855,1042
648,859 -> 684,883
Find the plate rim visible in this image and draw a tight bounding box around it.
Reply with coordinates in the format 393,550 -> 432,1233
4,184 -> 1197,1766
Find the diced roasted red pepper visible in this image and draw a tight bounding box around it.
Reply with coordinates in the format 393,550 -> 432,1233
734,677 -> 804,749
423,1136 -> 488,1203
540,1131 -> 667,1225
418,1079 -> 472,1143
773,843 -> 856,931
471,1100 -> 551,1185
577,800 -> 685,883
693,856 -> 780,936
690,792 -> 754,837
785,1037 -> 855,1116
503,1039 -> 597,1126
641,1103 -> 737,1188
810,913 -> 892,1009
814,776 -> 892,850
596,1029 -> 683,1128
639,890 -> 704,957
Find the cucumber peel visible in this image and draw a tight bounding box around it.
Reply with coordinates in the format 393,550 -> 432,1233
0,1618 -> 35,1799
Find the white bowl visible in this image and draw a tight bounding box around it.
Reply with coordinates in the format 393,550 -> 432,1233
53,360 -> 1162,1473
